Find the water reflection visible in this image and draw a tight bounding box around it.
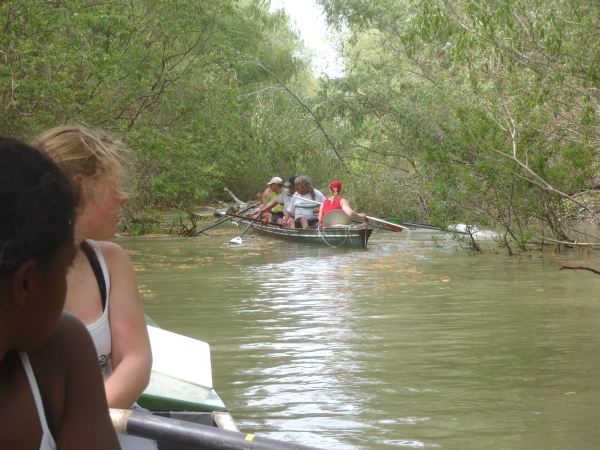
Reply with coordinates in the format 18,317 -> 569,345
118,228 -> 600,450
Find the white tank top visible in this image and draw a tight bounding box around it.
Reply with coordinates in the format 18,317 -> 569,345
83,240 -> 113,381
19,352 -> 57,450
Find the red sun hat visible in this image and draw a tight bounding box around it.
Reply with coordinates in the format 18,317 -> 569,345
329,180 -> 342,193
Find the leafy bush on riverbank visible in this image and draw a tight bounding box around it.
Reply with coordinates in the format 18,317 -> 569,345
314,0 -> 600,251
2,0 -> 599,249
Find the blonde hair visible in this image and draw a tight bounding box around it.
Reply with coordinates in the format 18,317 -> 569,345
31,125 -> 127,199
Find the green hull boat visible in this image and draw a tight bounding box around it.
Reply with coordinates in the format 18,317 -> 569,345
248,222 -> 373,249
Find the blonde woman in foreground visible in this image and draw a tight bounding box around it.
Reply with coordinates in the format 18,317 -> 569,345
33,126 -> 155,450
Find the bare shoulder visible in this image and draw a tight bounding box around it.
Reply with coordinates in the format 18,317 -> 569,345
95,240 -> 136,277
48,311 -> 94,348
42,311 -> 96,363
95,240 -> 131,262
28,312 -> 120,450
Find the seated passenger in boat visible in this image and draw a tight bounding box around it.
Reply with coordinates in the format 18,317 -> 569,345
253,176 -> 296,224
318,180 -> 366,224
0,138 -> 120,450
282,175 -> 326,229
253,177 -> 285,223
33,126 -> 155,450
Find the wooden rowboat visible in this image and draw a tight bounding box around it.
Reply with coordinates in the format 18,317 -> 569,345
138,317 -> 239,449
247,221 -> 373,249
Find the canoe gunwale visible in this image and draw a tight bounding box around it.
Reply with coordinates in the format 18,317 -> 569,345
246,221 -> 373,249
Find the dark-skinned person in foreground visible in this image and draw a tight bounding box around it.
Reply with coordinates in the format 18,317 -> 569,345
0,138 -> 121,450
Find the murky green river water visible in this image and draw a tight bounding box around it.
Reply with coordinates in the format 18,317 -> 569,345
117,226 -> 600,450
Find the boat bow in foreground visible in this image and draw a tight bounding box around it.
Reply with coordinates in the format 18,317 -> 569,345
138,317 -> 239,448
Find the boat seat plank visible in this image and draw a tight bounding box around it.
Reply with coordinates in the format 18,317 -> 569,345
147,325 -> 213,389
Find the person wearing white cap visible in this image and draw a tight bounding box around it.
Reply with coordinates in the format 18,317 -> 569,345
254,176 -> 284,223
254,176 -> 297,225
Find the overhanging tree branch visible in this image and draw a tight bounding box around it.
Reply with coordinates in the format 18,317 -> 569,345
250,58 -> 351,174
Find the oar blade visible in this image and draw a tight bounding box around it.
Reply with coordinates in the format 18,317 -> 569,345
385,224 -> 404,232
385,218 -> 404,232
230,237 -> 243,244
365,215 -> 406,232
386,218 -> 404,226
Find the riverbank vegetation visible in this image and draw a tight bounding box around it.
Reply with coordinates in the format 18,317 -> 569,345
2,0 -> 599,252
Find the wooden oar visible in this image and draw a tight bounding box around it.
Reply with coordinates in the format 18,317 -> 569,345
401,221 -> 441,231
230,220 -> 254,244
110,409 -> 323,450
225,212 -> 283,227
365,216 -> 408,232
196,202 -> 257,235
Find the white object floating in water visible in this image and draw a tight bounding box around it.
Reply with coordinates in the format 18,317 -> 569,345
147,325 -> 213,389
447,224 -> 499,240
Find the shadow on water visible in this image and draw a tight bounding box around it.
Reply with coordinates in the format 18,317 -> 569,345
117,227 -> 600,450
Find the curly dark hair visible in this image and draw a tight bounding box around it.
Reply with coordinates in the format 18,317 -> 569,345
0,138 -> 76,275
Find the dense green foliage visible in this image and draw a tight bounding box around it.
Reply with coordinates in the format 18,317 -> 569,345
2,0 -> 599,248
0,0 -> 313,210
316,0 -> 600,250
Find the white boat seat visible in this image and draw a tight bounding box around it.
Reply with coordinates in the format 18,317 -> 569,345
323,209 -> 352,227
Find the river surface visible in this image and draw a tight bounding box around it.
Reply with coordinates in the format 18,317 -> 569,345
117,226 -> 600,450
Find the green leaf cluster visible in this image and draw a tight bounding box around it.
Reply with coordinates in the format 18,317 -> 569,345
315,0 -> 600,250
0,0 -> 314,214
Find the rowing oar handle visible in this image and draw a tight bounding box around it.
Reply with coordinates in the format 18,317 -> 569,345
110,409 -> 324,450
226,212 -> 283,227
196,202 -> 259,235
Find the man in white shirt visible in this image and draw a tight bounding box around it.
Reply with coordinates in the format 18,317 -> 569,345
283,175 -> 326,229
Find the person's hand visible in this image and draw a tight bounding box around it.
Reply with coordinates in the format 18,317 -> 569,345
358,213 -> 367,220
313,207 -> 319,213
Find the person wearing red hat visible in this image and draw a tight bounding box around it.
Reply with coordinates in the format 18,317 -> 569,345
318,180 -> 366,224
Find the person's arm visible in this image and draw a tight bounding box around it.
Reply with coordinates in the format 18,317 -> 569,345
254,197 -> 277,215
283,199 -> 295,225
48,312 -> 121,450
262,198 -> 278,213
261,187 -> 272,205
318,203 -> 324,223
99,241 -> 152,409
313,190 -> 325,214
340,198 -> 366,220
